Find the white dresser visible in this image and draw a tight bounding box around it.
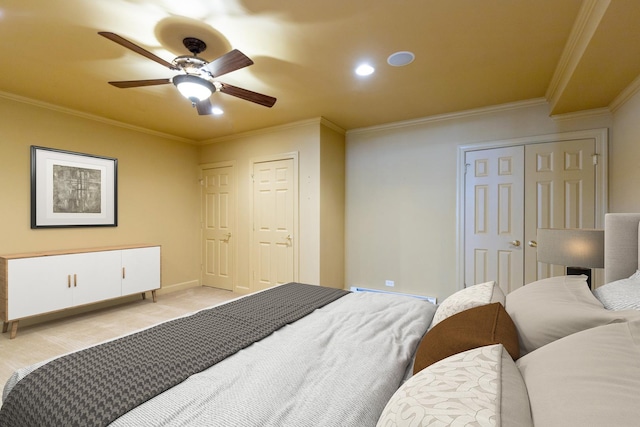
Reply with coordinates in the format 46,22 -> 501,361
0,245 -> 160,339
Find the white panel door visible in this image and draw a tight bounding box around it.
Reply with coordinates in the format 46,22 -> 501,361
524,139 -> 596,284
465,146 -> 525,294
465,138 -> 599,292
122,246 -> 161,295
252,159 -> 295,291
201,166 -> 235,290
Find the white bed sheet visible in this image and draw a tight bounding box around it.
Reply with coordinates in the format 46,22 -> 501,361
106,291 -> 436,427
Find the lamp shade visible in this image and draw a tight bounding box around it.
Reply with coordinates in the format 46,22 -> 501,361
173,74 -> 214,102
536,228 -> 604,268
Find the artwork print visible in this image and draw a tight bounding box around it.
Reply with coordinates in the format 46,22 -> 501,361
53,165 -> 102,214
31,146 -> 118,228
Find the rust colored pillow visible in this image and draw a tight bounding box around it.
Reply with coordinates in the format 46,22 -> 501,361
413,302 -> 519,375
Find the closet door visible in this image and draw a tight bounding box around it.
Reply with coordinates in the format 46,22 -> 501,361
464,137 -> 600,293
252,158 -> 296,292
201,166 -> 235,291
524,139 -> 596,285
464,146 -> 525,293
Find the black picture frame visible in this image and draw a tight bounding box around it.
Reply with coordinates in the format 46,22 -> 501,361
30,146 -> 118,228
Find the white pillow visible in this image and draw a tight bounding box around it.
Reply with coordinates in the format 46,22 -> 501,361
430,281 -> 504,330
505,275 -> 636,356
516,319 -> 640,427
593,270 -> 640,310
377,344 -> 532,427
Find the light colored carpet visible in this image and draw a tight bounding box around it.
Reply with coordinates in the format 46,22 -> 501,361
0,286 -> 238,389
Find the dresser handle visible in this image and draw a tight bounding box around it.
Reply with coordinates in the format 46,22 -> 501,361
122,267 -> 126,279
68,275 -> 71,288
74,274 -> 77,287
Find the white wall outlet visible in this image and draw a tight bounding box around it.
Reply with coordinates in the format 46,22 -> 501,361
385,280 -> 395,287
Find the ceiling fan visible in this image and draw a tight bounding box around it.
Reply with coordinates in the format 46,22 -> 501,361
98,32 -> 276,115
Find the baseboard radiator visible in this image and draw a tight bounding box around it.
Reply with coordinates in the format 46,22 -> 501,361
349,287 -> 436,304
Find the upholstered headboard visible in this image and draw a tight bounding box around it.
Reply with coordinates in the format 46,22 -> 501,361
604,213 -> 640,283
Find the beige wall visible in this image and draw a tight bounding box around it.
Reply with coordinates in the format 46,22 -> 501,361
319,125 -> 345,288
0,96 -> 201,293
345,100 -> 613,302
610,90 -> 640,212
199,118 -> 345,292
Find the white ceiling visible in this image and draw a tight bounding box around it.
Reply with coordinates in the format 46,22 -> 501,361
1,0 -> 639,142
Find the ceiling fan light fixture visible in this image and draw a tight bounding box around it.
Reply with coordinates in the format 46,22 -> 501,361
173,74 -> 215,102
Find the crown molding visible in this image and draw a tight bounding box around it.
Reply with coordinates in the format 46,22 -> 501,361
198,116 -> 345,145
545,0 -> 611,111
550,107 -> 611,122
346,98 -> 548,136
609,73 -> 640,113
0,90 -> 196,144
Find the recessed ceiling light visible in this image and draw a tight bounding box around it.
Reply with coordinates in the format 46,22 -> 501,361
212,107 -> 224,115
355,64 -> 375,76
387,51 -> 415,67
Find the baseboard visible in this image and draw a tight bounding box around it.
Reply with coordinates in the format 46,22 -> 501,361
349,286 -> 437,304
157,280 -> 201,296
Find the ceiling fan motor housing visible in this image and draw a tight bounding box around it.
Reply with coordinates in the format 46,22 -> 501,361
183,37 -> 207,55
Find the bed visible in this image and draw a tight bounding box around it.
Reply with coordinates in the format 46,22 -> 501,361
2,213 -> 640,426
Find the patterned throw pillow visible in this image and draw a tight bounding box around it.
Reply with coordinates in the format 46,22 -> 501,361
430,281 -> 504,330
377,344 -> 532,427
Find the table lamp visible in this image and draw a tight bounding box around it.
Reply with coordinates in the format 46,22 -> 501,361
536,228 -> 604,288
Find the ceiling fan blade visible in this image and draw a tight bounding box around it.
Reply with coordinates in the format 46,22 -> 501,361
220,83 -> 277,107
108,79 -> 172,88
195,99 -> 213,115
99,32 -> 176,70
206,49 -> 254,78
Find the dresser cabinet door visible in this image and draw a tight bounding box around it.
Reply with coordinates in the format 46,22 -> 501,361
71,251 -> 122,306
121,247 -> 160,295
8,255 -> 74,319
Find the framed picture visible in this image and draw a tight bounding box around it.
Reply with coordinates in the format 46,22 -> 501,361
31,146 -> 118,228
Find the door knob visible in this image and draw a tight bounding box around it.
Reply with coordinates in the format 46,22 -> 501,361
509,240 -> 521,247
222,233 -> 231,242
528,240 -> 537,248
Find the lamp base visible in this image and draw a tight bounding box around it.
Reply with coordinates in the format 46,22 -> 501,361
566,266 -> 592,289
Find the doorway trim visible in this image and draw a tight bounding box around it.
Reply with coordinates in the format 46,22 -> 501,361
249,151 -> 300,290
199,160 -> 237,289
456,128 -> 609,291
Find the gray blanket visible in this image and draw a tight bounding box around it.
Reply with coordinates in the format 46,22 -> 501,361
0,283 -> 348,427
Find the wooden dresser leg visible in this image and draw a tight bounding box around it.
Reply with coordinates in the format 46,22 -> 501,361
2,321 -> 8,333
10,321 -> 18,339
152,289 -> 157,303
141,292 -> 147,300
